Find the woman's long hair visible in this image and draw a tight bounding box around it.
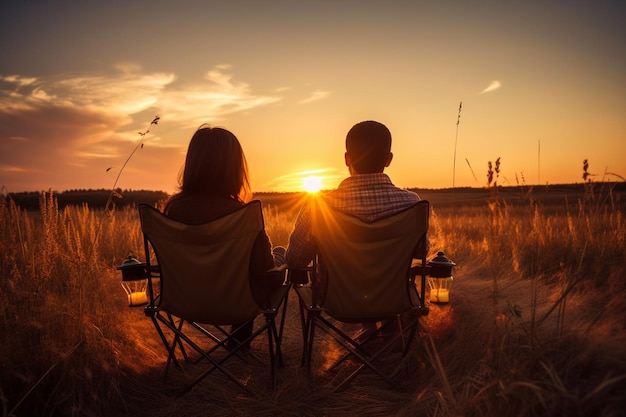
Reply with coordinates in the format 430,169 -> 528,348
175,125 -> 251,203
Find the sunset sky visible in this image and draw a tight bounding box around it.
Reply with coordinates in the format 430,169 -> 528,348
1,1 -> 624,194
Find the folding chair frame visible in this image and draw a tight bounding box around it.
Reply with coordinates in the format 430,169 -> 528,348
293,200 -> 430,391
144,297 -> 288,395
139,202 -> 290,395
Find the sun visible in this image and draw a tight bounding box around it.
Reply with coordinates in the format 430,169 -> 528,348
302,175 -> 323,193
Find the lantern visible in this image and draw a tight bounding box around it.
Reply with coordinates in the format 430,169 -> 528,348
427,251 -> 456,304
117,255 -> 148,307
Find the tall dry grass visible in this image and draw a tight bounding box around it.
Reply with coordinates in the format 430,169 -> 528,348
428,186 -> 625,416
1,188 -> 625,416
0,192 -> 144,416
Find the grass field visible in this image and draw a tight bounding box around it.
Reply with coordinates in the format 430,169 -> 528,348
1,184 -> 625,416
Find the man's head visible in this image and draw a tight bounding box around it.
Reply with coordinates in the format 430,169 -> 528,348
345,120 -> 393,174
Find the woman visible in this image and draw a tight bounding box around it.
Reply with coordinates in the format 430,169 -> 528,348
164,125 -> 276,349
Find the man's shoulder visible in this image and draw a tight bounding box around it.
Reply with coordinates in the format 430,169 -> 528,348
389,188 -> 420,211
394,187 -> 420,200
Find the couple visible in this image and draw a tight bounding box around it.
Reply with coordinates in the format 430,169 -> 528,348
164,120 -> 425,345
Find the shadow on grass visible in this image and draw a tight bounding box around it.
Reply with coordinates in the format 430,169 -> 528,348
113,291 -> 441,417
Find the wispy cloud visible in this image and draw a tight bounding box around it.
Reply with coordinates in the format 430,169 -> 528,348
298,90 -> 331,104
161,67 -> 282,127
0,68 -> 174,117
480,80 -> 502,94
0,74 -> 37,87
0,65 -> 284,191
0,164 -> 26,173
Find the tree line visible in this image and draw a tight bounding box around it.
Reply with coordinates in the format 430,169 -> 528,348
5,189 -> 169,210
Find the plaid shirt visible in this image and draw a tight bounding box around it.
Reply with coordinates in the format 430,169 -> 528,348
285,173 -> 423,267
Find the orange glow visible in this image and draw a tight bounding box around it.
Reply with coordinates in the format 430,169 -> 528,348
424,303 -> 455,340
302,175 -> 323,193
262,169 -> 342,193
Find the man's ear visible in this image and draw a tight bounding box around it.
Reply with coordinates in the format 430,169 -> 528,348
345,152 -> 357,175
384,152 -> 393,167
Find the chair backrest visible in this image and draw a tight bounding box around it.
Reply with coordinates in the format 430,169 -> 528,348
310,199 -> 429,320
138,201 -> 265,324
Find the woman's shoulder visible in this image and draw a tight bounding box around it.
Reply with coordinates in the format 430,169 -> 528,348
164,193 -> 244,224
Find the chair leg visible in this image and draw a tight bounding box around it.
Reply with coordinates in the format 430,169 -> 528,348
330,323 -> 380,371
305,311 -> 319,373
338,325 -> 412,391
150,315 -> 180,381
153,313 -> 193,378
151,300 -> 290,394
176,329 -> 254,396
298,296 -> 310,367
276,293 -> 289,367
264,316 -> 279,389
192,322 -> 260,364
314,314 -> 424,391
166,313 -> 189,361
153,312 -> 256,395
278,291 -> 289,348
165,318 -> 185,374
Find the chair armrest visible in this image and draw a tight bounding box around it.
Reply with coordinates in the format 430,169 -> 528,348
252,265 -> 290,310
410,259 -> 430,276
286,265 -> 312,285
267,263 -> 288,273
148,264 -> 161,278
256,265 -> 288,289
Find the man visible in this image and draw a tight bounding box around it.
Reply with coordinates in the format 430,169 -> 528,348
286,120 -> 427,269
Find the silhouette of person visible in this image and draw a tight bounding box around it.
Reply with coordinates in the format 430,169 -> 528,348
285,119 -> 428,284
164,125 -> 278,349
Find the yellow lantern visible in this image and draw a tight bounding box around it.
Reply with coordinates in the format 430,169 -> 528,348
117,255 -> 148,307
426,251 -> 456,304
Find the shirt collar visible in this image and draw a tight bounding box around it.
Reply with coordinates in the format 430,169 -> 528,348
337,172 -> 393,188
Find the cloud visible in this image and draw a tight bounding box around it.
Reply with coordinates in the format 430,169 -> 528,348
0,74 -> 37,87
160,72 -> 282,127
0,70 -> 174,117
479,80 -> 502,94
0,103 -> 129,190
0,65 -> 284,191
298,90 -> 331,104
0,164 -> 26,173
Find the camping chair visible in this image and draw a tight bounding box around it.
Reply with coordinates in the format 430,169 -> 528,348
292,199 -> 430,391
138,201 -> 290,395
